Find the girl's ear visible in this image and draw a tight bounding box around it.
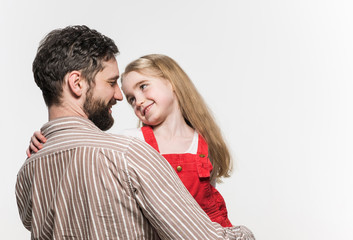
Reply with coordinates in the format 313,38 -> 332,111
67,71 -> 85,97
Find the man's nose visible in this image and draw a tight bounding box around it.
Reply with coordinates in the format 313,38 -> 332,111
114,85 -> 123,101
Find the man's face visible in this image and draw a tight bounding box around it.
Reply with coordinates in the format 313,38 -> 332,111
83,58 -> 122,131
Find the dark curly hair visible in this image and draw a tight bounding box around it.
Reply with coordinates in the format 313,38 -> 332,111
33,25 -> 119,106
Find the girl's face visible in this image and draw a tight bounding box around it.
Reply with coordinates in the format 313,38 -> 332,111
121,71 -> 179,126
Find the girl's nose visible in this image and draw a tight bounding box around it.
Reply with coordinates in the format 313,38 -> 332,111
136,99 -> 145,107
135,94 -> 145,107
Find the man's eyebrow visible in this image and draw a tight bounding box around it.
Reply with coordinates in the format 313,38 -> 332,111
108,75 -> 120,81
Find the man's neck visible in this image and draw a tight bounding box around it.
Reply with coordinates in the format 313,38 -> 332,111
48,103 -> 87,121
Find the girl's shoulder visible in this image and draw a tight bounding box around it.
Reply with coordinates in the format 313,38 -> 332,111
117,128 -> 144,140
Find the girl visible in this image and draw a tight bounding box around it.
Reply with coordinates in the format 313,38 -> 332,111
28,54 -> 233,227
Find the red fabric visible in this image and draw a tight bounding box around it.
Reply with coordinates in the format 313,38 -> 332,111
141,126 -> 232,227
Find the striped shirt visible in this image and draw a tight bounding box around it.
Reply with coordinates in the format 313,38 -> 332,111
16,117 -> 255,240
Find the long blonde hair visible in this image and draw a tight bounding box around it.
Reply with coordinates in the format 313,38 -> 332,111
122,54 -> 232,182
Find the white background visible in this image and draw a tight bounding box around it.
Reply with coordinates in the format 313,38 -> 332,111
1,0 -> 352,239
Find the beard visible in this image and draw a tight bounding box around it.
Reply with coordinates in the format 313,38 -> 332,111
83,88 -> 115,131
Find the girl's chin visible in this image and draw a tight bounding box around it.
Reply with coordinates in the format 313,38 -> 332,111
139,118 -> 159,126
144,122 -> 163,128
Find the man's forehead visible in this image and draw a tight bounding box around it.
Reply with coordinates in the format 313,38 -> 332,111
99,58 -> 120,78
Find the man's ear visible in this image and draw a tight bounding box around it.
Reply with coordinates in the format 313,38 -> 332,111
67,71 -> 85,97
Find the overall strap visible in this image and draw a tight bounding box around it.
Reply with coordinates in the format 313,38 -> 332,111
197,134 -> 208,157
196,134 -> 213,177
141,125 -> 160,152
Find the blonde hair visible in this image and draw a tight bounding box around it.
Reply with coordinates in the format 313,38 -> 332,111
122,54 -> 232,182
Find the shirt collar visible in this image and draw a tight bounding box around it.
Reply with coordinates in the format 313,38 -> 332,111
41,116 -> 100,138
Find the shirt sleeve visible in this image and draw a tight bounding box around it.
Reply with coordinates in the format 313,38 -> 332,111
124,138 -> 255,240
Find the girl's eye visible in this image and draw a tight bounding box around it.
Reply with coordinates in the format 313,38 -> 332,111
140,84 -> 147,90
127,97 -> 135,105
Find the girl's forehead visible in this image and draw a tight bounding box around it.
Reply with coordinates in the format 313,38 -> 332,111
122,69 -> 153,81
123,69 -> 165,83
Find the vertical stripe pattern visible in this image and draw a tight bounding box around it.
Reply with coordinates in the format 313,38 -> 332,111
16,117 -> 255,240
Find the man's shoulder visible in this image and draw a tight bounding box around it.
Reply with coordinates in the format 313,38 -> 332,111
107,132 -> 149,151
74,129 -> 141,153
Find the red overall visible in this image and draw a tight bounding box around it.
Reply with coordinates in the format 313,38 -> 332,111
141,126 -> 232,227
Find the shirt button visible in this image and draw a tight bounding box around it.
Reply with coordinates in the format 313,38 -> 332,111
199,154 -> 205,158
176,166 -> 182,172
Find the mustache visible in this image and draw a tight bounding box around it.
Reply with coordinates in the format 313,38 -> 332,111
109,99 -> 117,107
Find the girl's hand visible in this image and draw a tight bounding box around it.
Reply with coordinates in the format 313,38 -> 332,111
26,131 -> 47,157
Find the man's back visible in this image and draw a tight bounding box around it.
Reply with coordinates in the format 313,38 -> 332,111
16,117 -> 158,239
16,118 -> 151,239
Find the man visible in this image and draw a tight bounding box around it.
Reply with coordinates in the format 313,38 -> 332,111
16,25 -> 255,239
